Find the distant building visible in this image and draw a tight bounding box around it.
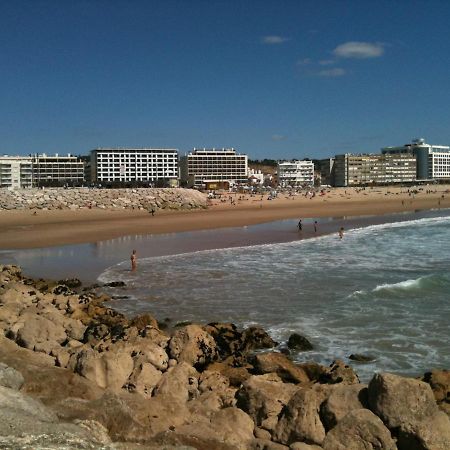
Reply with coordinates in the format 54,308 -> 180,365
317,158 -> 335,186
0,156 -> 33,189
277,160 -> 314,187
183,148 -> 248,189
248,168 -> 264,185
90,148 -> 178,187
334,153 -> 417,187
382,138 -> 450,181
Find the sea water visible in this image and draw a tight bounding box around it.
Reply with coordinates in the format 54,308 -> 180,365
98,215 -> 450,381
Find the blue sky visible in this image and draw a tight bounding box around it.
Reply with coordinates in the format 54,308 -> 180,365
1,0 -> 450,159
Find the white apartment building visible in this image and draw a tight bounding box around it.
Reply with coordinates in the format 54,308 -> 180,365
277,160 -> 314,187
382,138 -> 450,181
91,148 -> 178,186
185,148 -> 248,189
0,156 -> 33,189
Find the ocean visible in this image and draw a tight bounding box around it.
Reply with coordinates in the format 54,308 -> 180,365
99,214 -> 450,382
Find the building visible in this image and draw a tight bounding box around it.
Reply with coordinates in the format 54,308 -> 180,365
317,158 -> 335,186
90,148 -> 178,187
382,138 -> 450,181
183,148 -> 248,189
333,153 -> 417,187
0,156 -> 33,189
277,160 -> 314,187
32,153 -> 85,187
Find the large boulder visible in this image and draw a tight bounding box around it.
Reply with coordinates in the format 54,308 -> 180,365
0,362 -> 24,390
368,372 -> 439,429
251,352 -> 310,384
236,373 -> 299,430
273,385 -> 330,446
422,369 -> 450,404
320,384 -> 368,430
169,324 -> 218,369
287,333 -> 313,351
319,360 -> 360,385
322,408 -> 397,450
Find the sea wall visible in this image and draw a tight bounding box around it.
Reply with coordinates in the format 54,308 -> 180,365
0,265 -> 449,449
0,187 -> 208,211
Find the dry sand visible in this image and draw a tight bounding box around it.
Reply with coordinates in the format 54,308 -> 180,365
0,185 -> 448,249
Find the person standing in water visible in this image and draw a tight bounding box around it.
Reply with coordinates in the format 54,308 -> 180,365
339,227 -> 344,239
298,219 -> 302,231
130,249 -> 137,271
314,221 -> 318,233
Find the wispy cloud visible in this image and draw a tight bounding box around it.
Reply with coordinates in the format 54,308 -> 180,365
333,41 -> 384,59
272,134 -> 287,141
318,68 -> 346,77
261,35 -> 289,45
318,59 -> 335,66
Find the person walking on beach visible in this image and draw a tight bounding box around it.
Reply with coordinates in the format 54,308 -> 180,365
314,221 -> 318,233
339,227 -> 344,239
298,219 -> 302,232
130,249 -> 137,271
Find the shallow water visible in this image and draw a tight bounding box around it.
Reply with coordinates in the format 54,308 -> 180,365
99,214 -> 450,381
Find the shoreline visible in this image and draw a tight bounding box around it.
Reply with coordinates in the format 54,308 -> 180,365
0,185 -> 449,250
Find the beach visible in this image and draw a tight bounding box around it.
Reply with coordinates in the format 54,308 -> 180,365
0,185 -> 448,249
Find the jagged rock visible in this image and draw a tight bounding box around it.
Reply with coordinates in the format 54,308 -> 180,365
252,439 -> 290,449
236,373 -> 299,430
289,443 -> 323,450
422,369 -> 450,403
207,360 -> 252,387
250,352 -> 310,384
169,324 -> 218,369
0,363 -> 24,390
104,281 -> 126,287
322,408 -> 397,450
349,353 -> 376,362
320,384 -> 369,430
57,278 -> 82,288
273,385 -> 331,446
241,326 -> 278,353
127,362 -> 162,397
154,361 -> 199,402
319,360 -> 360,384
368,372 -> 439,429
287,333 -> 313,351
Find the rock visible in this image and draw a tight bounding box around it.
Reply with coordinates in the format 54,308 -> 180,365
154,361 -> 199,402
130,313 -> 159,330
273,385 -> 330,446
422,369 -> 450,403
349,353 -> 376,362
168,324 -> 218,369
319,360 -> 360,384
320,384 -> 369,430
253,439 -> 290,449
128,362 -> 162,397
368,372 -> 439,429
251,352 -> 310,384
398,410 -> 450,450
290,444 -> 323,450
104,281 -> 126,287
0,362 -> 24,390
322,408 -> 397,450
255,427 -> 272,440
57,278 -> 82,289
204,322 -> 243,358
236,373 -> 299,429
241,326 -> 278,353
287,333 -> 313,351
207,360 -> 252,387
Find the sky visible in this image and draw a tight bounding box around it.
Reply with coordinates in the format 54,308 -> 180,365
1,0 -> 450,160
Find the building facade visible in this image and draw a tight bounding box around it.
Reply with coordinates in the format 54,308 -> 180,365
277,160 -> 314,187
184,148 -> 248,189
334,153 -> 417,187
91,148 -> 178,186
32,154 -> 85,187
382,138 -> 450,181
0,156 -> 33,189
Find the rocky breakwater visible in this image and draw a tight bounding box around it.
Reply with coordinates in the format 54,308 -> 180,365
0,265 -> 449,450
0,187 -> 208,211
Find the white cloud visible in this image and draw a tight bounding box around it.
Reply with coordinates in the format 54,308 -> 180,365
261,35 -> 289,44
318,68 -> 346,77
272,134 -> 287,141
333,41 -> 384,59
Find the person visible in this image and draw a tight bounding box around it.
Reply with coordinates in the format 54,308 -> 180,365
150,208 -> 155,216
130,249 -> 137,271
314,221 -> 318,233
298,219 -> 302,231
339,227 -> 344,239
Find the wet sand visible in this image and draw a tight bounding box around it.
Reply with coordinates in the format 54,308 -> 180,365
0,185 -> 448,249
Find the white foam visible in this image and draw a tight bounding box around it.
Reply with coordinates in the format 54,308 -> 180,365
373,278 -> 423,292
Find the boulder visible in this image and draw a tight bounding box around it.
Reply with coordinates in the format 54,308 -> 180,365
241,326 -> 278,353
236,373 -> 299,429
251,352 -> 310,384
287,333 -> 313,351
273,385 -> 330,446
319,360 -> 360,385
252,439 -> 290,449
349,354 -> 376,363
0,362 -> 24,390
422,369 -> 450,403
320,384 -> 369,430
128,362 -> 162,397
289,444 -> 323,450
207,360 -> 252,387
169,324 -> 218,369
322,408 -> 397,450
368,372 -> 439,429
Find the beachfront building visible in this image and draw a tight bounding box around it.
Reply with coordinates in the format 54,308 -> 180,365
183,148 -> 248,189
32,153 -> 85,187
0,156 -> 34,189
382,138 -> 450,181
334,153 -> 417,187
316,158 -> 336,186
277,160 -> 314,187
90,148 -> 179,187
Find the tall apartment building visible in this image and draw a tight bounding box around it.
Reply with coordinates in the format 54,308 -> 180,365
0,156 -> 33,189
317,158 -> 335,186
277,160 -> 314,187
334,153 -> 417,187
382,138 -> 450,181
183,148 -> 248,189
33,154 -> 85,186
90,148 -> 178,186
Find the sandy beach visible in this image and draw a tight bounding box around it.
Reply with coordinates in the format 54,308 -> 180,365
0,185 -> 448,250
